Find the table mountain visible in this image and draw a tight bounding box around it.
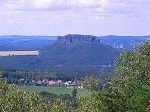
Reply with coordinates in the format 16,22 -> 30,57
40,34 -> 119,68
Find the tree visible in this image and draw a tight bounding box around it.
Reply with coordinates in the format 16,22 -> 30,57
100,42 -> 150,112
0,79 -> 48,112
0,77 -> 70,112
72,88 -> 78,98
82,76 -> 99,90
76,93 -> 102,112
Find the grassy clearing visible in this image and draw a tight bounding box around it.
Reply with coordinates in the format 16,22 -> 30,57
20,85 -> 91,97
0,51 -> 39,56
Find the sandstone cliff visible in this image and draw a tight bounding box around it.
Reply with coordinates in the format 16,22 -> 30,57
57,34 -> 101,44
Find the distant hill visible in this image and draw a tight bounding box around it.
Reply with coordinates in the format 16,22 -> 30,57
0,35 -> 56,50
0,35 -> 149,51
99,35 -> 150,50
40,34 -> 120,71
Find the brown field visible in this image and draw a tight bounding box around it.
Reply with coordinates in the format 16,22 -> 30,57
0,51 -> 39,56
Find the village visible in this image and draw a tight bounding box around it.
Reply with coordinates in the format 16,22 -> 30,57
19,78 -> 84,89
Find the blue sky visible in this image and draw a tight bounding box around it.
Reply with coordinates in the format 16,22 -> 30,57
0,0 -> 150,36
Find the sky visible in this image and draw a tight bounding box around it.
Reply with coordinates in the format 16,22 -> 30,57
0,0 -> 150,36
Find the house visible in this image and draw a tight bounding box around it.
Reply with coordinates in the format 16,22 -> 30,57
64,82 -> 70,87
36,80 -> 43,85
78,85 -> 84,89
48,80 -> 57,86
19,78 -> 25,82
57,80 -> 62,84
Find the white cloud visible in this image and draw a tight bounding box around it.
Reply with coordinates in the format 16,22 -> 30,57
0,0 -> 150,19
0,0 -> 149,17
0,0 -> 150,36
6,20 -> 14,24
29,0 -> 54,8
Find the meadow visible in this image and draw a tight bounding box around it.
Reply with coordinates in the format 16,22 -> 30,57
0,51 -> 39,56
20,85 -> 91,96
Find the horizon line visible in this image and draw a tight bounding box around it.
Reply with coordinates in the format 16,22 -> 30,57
0,34 -> 150,37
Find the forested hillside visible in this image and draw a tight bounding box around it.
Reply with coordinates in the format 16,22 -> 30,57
41,35 -> 119,67
39,35 -> 119,76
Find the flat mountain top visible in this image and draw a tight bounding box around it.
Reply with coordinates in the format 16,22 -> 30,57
56,34 -> 101,44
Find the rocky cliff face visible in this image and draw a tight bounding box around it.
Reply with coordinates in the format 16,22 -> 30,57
57,34 -> 101,44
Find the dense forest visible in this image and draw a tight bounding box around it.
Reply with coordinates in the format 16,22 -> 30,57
0,67 -> 77,84
0,42 -> 150,112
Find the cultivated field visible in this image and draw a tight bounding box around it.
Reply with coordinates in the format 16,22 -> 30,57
0,51 -> 39,56
20,86 -> 91,96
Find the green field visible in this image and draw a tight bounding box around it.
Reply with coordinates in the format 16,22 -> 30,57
20,85 -> 91,96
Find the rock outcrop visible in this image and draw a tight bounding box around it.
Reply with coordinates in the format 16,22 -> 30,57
57,34 -> 101,44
